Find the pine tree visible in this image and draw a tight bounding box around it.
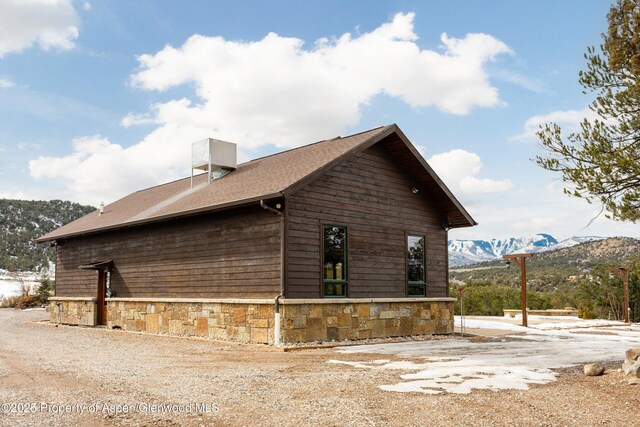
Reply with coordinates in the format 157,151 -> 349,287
535,0 -> 640,222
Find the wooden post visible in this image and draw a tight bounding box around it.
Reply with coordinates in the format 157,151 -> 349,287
503,253 -> 534,328
609,267 -> 629,323
521,256 -> 528,327
623,269 -> 629,323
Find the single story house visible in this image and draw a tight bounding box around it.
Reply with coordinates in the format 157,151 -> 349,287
38,124 -> 476,345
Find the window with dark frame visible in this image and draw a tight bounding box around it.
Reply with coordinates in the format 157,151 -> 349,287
323,225 -> 347,297
407,234 -> 426,296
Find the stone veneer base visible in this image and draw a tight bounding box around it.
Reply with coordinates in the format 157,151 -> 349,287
48,297 -> 97,326
49,297 -> 454,345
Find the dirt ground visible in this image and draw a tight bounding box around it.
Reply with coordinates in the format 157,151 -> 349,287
0,309 -> 638,427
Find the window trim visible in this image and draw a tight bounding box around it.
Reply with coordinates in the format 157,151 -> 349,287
322,224 -> 348,298
407,233 -> 426,297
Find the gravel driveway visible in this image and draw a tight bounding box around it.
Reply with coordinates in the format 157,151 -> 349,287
0,309 -> 638,426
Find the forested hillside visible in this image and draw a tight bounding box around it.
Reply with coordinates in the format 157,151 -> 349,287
450,237 -> 640,292
0,199 -> 95,271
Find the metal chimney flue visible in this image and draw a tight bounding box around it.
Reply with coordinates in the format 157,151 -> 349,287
191,138 -> 237,188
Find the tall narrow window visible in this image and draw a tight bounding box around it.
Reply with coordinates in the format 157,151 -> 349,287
323,225 -> 347,297
407,234 -> 426,296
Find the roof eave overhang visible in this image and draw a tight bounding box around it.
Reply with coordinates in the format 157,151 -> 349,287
447,220 -> 478,229
35,192 -> 284,243
79,259 -> 114,270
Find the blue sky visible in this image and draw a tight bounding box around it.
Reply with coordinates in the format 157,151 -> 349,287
0,0 -> 637,241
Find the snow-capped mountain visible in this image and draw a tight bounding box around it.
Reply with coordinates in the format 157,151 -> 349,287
550,236 -> 604,250
448,234 -> 603,266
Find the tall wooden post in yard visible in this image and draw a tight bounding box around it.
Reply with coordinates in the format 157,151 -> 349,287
502,253 -> 534,327
609,267 -> 629,323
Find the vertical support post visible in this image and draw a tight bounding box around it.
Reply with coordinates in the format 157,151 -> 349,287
609,267 -> 630,323
623,269 -> 629,323
503,253 -> 533,328
521,257 -> 528,328
460,286 -> 465,337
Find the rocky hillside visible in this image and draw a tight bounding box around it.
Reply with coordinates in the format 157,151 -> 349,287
450,236 -> 640,292
0,199 -> 95,272
537,237 -> 640,266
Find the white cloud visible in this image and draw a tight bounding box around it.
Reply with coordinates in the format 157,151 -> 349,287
510,217 -> 560,232
0,0 -> 79,57
120,112 -> 158,128
83,2 -> 91,11
129,11 -> 511,146
31,12 -> 513,204
29,127 -> 219,205
428,149 -> 513,195
511,107 -> 598,141
460,176 -> 513,194
30,136 -> 132,205
0,78 -> 15,88
450,174 -> 640,241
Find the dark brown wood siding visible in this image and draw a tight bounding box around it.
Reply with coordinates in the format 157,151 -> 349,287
285,142 -> 448,298
55,205 -> 281,298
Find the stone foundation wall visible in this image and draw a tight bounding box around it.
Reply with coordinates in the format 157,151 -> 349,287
281,299 -> 454,343
47,297 -> 454,344
48,297 -> 97,326
106,298 -> 275,344
102,297 -> 453,345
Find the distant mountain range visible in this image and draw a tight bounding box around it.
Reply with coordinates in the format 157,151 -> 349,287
448,233 -> 604,266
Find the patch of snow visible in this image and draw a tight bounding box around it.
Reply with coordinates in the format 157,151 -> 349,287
533,319 -> 627,330
330,317 -> 640,395
458,315 -> 627,331
457,317 -> 529,332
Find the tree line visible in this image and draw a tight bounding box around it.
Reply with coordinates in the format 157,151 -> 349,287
451,259 -> 640,322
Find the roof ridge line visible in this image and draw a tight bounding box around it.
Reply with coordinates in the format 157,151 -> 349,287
130,125 -> 391,194
243,125 -> 388,164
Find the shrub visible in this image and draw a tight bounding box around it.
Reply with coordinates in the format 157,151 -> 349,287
34,278 -> 54,305
577,303 -> 597,319
1,295 -> 21,308
17,295 -> 36,309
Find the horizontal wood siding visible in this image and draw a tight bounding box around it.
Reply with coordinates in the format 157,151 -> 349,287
55,205 -> 281,298
286,142 -> 448,298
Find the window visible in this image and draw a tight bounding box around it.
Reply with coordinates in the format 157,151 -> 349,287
407,234 -> 426,296
323,225 -> 347,297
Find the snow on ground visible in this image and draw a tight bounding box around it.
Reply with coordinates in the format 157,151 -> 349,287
458,315 -> 628,332
0,279 -> 28,299
329,316 -> 640,395
0,270 -> 40,299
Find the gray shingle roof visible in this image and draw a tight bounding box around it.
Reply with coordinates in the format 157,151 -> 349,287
37,126 -> 396,242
